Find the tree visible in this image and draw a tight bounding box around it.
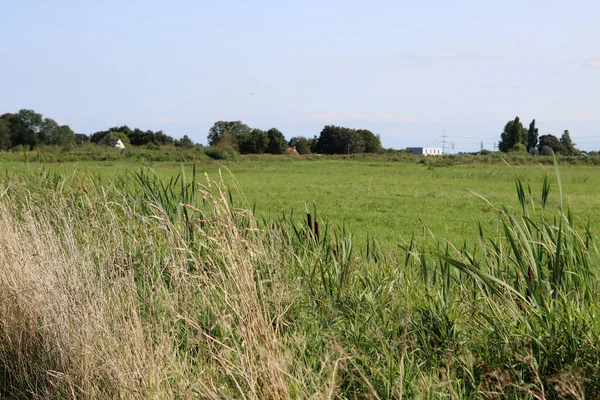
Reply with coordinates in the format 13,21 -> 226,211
537,134 -> 563,154
0,119 -> 10,150
540,146 -> 554,156
38,118 -> 60,146
266,128 -> 287,154
175,135 -> 194,148
526,119 -> 539,152
75,133 -> 89,145
10,109 -> 43,149
99,131 -> 130,147
309,136 -> 318,153
54,125 -> 76,148
207,121 -> 252,148
314,126 -> 339,154
358,129 -> 383,153
289,136 -> 311,154
315,125 -> 382,154
559,130 -> 578,155
90,125 -> 175,147
238,129 -> 269,154
498,117 -> 527,153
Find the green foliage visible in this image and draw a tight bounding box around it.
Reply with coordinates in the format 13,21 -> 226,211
266,127 -> 287,154
98,131 -> 130,147
204,146 -> 236,160
0,119 -> 10,150
0,161 -> 598,398
359,129 -> 383,153
207,121 -> 252,147
499,116 -> 528,152
508,142 -> 527,154
75,133 -> 89,145
288,136 -> 312,154
175,135 -> 194,149
91,125 -> 174,147
238,128 -> 269,154
315,125 -> 382,154
559,130 -> 578,155
10,109 -> 43,149
37,118 -> 76,148
538,134 -> 563,154
527,119 -> 539,152
208,122 -> 288,155
529,146 -> 539,156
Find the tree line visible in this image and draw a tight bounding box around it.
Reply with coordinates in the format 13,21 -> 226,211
0,109 -> 197,151
499,117 -> 579,156
207,121 -> 383,155
88,126 -> 194,149
0,110 -> 77,150
1,109 -> 386,155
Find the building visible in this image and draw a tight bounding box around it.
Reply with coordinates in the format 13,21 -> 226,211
406,147 -> 443,156
115,139 -> 126,150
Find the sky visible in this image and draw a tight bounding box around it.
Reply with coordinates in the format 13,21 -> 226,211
2,0 -> 600,152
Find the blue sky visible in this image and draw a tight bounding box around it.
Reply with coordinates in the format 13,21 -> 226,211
2,0 -> 600,151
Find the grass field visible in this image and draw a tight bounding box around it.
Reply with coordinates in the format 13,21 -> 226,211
1,157 -> 600,398
3,157 -> 600,246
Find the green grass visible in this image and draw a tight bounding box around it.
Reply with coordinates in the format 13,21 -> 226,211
3,157 -> 600,247
0,159 -> 599,398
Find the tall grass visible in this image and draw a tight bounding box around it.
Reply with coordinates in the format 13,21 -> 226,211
0,164 -> 598,398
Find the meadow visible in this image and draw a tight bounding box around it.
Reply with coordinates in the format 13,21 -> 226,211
3,156 -> 600,246
1,156 -> 599,398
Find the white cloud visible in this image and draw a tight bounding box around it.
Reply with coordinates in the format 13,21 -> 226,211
585,56 -> 600,69
312,112 -> 424,123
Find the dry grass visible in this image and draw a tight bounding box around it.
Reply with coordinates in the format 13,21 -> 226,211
0,173 -> 313,399
0,167 -> 598,399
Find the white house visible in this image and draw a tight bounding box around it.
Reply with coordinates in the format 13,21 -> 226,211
115,139 -> 126,150
406,147 -> 443,156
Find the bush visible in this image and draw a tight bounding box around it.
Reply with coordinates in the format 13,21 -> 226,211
540,146 -> 554,156
204,146 -> 236,160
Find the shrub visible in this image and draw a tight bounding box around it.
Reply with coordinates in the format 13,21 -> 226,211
204,146 -> 236,160
540,145 -> 554,156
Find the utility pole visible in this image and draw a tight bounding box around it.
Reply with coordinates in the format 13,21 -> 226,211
442,130 -> 446,154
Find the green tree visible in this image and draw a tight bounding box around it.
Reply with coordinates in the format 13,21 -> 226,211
99,131 -> 130,147
175,135 -> 194,148
1,113 -> 14,122
213,130 -> 236,149
38,118 -> 60,145
537,134 -> 563,154
559,130 -> 578,155
288,136 -> 311,154
0,119 -> 11,150
540,145 -> 554,156
309,136 -> 318,153
238,129 -> 269,154
55,125 -> 76,148
315,125 -> 382,154
207,121 -> 252,148
266,128 -> 287,154
346,129 -> 365,153
10,109 -> 43,149
75,133 -> 89,146
315,126 -> 339,154
498,117 -> 527,153
526,119 -> 539,152
358,129 -> 383,153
